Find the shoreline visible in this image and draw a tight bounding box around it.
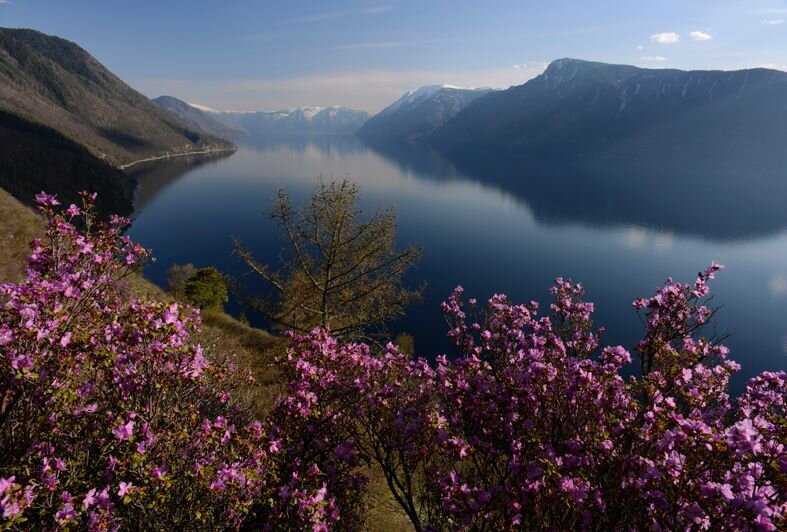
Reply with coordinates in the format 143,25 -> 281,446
118,147 -> 237,170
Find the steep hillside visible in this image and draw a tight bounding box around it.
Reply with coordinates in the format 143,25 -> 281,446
358,85 -> 495,143
431,58 -> 787,165
152,95 -> 247,140
0,109 -> 134,216
0,28 -> 234,167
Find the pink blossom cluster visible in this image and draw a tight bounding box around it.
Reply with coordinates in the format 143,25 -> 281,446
279,272 -> 785,529
0,194 -> 345,530
1,193 -> 784,530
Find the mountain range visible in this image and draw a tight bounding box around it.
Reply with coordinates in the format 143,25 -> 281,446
358,85 -> 495,143
3,25 -> 787,219
429,58 -> 787,166
211,107 -> 370,137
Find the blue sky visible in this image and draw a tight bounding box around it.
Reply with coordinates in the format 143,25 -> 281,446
1,0 -> 786,111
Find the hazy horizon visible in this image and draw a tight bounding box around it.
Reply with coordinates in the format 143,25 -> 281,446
2,0 -> 786,112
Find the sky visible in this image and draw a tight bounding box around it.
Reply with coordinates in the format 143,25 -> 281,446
1,0 -> 786,112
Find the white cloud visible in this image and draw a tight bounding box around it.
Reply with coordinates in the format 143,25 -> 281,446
361,5 -> 393,14
513,61 -> 548,70
283,4 -> 393,24
637,45 -> 644,51
762,18 -> 785,25
753,8 -> 787,14
640,55 -> 668,62
0,1 -> 11,5
650,32 -> 680,44
690,31 -> 713,41
335,39 -> 441,50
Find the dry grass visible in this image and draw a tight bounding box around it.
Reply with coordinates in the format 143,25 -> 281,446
0,187 -> 44,283
198,310 -> 284,416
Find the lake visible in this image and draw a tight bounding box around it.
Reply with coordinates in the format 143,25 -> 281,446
128,135 -> 787,394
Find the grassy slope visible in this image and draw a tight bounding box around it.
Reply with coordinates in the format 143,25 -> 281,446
0,188 -> 410,529
0,188 -> 281,407
0,187 -> 42,282
0,28 -> 234,167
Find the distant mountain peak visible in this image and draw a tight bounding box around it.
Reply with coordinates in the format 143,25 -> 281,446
212,106 -> 370,136
358,85 -> 497,143
379,84 -> 495,119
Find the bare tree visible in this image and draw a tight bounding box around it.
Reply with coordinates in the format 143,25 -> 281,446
232,178 -> 422,340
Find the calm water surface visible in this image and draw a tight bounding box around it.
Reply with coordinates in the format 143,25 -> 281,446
128,135 -> 787,393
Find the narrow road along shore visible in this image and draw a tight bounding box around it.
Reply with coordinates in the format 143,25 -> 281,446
118,147 -> 237,170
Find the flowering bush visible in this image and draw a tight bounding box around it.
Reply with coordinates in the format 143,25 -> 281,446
279,267 -> 786,530
0,194 -> 346,530
1,193 -> 785,530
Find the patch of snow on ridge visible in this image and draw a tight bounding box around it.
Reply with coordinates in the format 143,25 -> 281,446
380,84 -> 489,116
188,103 -> 218,112
300,107 -> 323,120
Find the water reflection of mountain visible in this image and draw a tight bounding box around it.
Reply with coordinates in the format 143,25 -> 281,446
359,139 -> 466,183
362,139 -> 787,241
129,151 -> 234,212
238,134 -> 367,157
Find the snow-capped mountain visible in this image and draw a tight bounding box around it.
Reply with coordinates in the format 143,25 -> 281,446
357,85 -> 496,143
212,106 -> 370,136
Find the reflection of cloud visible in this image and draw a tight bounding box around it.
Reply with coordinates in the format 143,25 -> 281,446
654,232 -> 673,252
623,227 -> 673,252
625,226 -> 647,248
769,274 -> 787,296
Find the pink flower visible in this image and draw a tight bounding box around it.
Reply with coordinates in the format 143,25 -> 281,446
82,488 -> 96,509
117,482 -> 133,498
35,191 -> 60,206
60,332 -> 72,347
111,419 -> 135,441
55,502 -> 76,523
